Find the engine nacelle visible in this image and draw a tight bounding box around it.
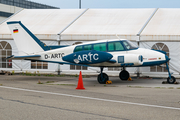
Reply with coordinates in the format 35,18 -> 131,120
62,50 -> 113,64
114,54 -> 143,66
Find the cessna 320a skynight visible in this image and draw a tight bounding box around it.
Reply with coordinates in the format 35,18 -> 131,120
7,21 -> 176,84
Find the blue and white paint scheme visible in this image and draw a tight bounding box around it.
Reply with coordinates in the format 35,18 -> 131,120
7,21 -> 176,84
62,50 -> 113,64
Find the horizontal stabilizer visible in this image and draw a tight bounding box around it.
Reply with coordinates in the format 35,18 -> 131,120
6,55 -> 41,60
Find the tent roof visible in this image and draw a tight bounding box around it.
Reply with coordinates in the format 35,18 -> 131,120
61,9 -> 155,41
0,9 -> 85,40
1,8 -> 180,41
141,8 -> 180,41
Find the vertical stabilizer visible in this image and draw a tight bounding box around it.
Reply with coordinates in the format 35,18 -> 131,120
7,21 -> 46,55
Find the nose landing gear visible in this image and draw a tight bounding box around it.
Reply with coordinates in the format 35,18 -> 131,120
166,62 -> 176,84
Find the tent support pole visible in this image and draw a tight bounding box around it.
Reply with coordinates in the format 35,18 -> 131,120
136,35 -> 140,78
57,35 -> 61,75
136,8 -> 159,78
56,8 -> 89,75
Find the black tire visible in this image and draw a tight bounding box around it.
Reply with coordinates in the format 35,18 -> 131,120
97,73 -> 109,84
167,76 -> 176,84
119,70 -> 129,81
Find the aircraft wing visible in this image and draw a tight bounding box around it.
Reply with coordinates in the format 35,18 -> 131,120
6,55 -> 41,60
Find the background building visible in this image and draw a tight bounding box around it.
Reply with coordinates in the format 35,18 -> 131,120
0,0 -> 59,22
0,8 -> 179,78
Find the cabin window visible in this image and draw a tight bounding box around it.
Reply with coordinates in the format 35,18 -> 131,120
74,46 -> 83,52
84,45 -> 92,51
93,43 -> 106,51
108,42 -> 124,51
0,41 -> 12,68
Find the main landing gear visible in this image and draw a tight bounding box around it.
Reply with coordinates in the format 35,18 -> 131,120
97,67 -> 130,84
166,62 -> 176,84
97,67 -> 109,84
119,66 -> 129,81
97,63 -> 176,84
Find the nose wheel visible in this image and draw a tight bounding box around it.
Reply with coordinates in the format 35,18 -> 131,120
167,76 -> 176,84
166,62 -> 176,84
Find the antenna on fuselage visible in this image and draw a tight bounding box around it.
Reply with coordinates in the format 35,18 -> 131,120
116,34 -> 120,40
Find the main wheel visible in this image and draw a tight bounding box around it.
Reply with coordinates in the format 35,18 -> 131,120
119,70 -> 129,81
97,73 -> 109,84
167,76 -> 176,84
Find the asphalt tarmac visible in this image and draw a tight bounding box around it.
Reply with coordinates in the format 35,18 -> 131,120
0,75 -> 179,120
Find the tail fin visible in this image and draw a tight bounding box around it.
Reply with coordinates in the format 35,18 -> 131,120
7,21 -> 47,55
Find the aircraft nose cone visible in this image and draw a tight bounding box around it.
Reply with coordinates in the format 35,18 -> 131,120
165,55 -> 170,62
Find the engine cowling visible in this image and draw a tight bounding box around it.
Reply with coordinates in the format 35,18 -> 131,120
113,54 -> 143,66
62,50 -> 113,64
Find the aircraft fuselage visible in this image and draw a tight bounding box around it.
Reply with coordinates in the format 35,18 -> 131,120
30,39 -> 168,67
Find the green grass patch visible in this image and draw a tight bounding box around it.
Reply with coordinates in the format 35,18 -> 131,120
19,72 -> 89,78
155,87 -> 161,88
60,84 -> 76,86
37,80 -> 43,84
33,71 -> 36,76
134,86 -> 144,88
22,72 -> 24,75
127,86 -> 144,88
26,71 -> 32,76
12,70 -> 15,75
168,87 -> 174,89
46,81 -> 55,83
37,82 -> 43,84
154,87 -> 165,89
47,83 -> 76,86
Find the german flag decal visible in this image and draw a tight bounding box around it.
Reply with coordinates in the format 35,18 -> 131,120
13,29 -> 18,33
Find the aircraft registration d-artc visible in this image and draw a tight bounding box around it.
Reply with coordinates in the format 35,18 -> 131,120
7,21 -> 176,84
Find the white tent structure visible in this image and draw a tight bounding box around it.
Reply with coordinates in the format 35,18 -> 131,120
0,8 -> 179,77
140,8 -> 180,77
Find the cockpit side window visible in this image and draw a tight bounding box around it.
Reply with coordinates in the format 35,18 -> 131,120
74,46 -> 83,52
108,42 -> 124,51
93,43 -> 106,51
122,40 -> 138,50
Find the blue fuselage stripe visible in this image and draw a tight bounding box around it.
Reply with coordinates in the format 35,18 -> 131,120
140,60 -> 166,66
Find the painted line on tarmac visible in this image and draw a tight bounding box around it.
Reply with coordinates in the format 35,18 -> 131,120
0,85 -> 180,110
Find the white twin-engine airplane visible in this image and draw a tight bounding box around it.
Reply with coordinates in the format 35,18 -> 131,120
7,21 -> 176,84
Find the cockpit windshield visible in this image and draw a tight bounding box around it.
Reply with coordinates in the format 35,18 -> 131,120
122,40 -> 138,50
